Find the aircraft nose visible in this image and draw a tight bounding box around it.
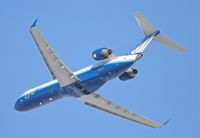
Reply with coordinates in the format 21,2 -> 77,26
14,99 -> 24,111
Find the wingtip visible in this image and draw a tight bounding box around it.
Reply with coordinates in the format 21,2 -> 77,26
134,12 -> 142,17
180,48 -> 187,52
31,18 -> 38,28
161,118 -> 171,128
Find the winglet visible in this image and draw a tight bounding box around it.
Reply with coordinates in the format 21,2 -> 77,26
31,18 -> 38,28
161,118 -> 171,128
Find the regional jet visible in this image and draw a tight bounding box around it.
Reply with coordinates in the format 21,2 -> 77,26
15,13 -> 185,128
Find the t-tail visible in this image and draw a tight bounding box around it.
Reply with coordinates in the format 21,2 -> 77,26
131,12 -> 186,54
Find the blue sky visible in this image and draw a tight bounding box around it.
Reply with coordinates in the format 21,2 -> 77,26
0,0 -> 199,138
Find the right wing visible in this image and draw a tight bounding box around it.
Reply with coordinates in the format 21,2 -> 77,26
80,93 -> 162,128
30,19 -> 79,87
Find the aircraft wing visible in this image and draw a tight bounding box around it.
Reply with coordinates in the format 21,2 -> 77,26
80,93 -> 162,128
30,19 -> 79,87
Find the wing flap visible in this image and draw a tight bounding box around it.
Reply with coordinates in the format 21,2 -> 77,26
30,23 -> 79,87
80,93 -> 161,128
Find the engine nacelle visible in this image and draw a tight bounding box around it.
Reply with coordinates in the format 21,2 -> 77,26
119,68 -> 138,81
92,48 -> 112,60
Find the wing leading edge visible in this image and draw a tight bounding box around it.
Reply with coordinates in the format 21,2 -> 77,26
30,19 -> 79,87
80,93 -> 162,128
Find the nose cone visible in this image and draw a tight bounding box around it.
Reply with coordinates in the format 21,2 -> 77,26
14,99 -> 21,111
14,99 -> 26,111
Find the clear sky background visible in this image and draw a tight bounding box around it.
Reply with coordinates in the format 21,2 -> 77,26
0,0 -> 199,138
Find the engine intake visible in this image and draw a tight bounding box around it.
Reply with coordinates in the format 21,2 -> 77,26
92,48 -> 112,60
119,68 -> 138,81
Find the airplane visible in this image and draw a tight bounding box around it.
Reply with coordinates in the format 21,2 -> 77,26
14,12 -> 185,128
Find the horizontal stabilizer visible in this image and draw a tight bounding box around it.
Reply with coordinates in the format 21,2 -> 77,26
135,12 -> 156,36
154,34 -> 186,52
131,12 -> 186,54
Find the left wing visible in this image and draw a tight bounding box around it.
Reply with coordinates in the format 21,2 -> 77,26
80,93 -> 162,128
30,19 -> 79,87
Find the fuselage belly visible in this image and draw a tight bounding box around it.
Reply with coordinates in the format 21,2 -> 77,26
15,56 -> 136,111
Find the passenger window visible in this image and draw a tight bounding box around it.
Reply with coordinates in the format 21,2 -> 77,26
31,92 -> 35,96
25,94 -> 30,99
